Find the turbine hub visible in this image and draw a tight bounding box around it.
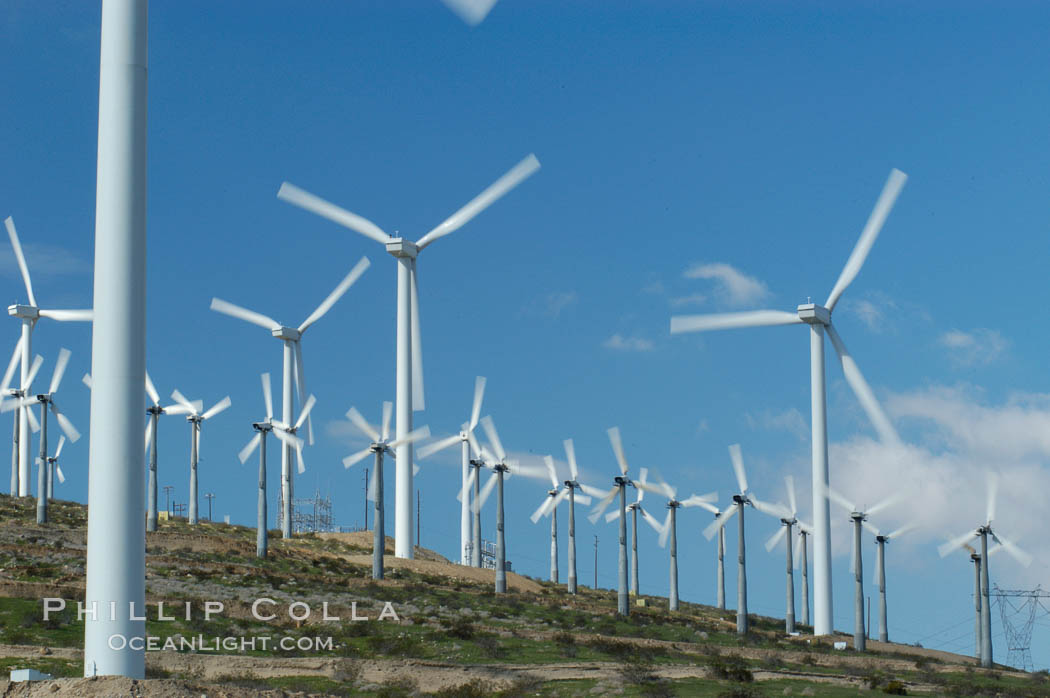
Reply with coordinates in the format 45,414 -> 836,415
272,326 -> 301,341
797,303 -> 830,325
8,304 -> 38,319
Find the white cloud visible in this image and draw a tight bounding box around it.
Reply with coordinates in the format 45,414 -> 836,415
683,262 -> 769,307
669,293 -> 707,307
939,328 -> 1008,367
523,291 -> 578,319
0,243 -> 91,284
746,407 -> 809,442
602,334 -> 654,352
847,298 -> 885,333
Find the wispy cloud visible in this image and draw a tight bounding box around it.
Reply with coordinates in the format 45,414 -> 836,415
683,262 -> 769,307
522,291 -> 578,319
746,407 -> 809,442
641,280 -> 665,295
602,334 -> 654,352
0,243 -> 91,283
669,293 -> 707,308
938,328 -> 1008,367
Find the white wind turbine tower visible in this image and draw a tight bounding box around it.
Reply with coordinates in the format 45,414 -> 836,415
343,403 -> 430,579
278,154 -> 540,558
797,521 -> 812,628
704,444 -> 788,635
529,454 -> 594,585
670,169 -> 908,635
604,468 -> 660,599
415,376 -> 488,565
867,520 -> 918,644
588,427 -> 664,615
826,486 -> 903,651
939,472 -> 1032,669
210,256 -> 370,538
46,435 -> 69,499
764,476 -> 802,633
238,373 -> 303,558
169,391 -> 231,525
1,338 -> 26,495
144,373 -> 195,532
652,479 -> 719,612
4,348 -> 81,524
5,217 -> 93,496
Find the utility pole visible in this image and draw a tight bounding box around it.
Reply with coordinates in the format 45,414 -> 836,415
417,489 -> 421,550
363,467 -> 368,531
593,535 -> 598,589
204,493 -> 215,521
163,486 -> 174,517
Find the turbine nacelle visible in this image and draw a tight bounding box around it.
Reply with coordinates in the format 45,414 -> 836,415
7,304 -> 38,319
271,326 -> 301,341
385,238 -> 419,259
796,303 -> 831,325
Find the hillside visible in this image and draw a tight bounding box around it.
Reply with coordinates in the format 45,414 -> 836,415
0,495 -> 1043,696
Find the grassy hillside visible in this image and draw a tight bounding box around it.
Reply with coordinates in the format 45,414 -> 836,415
0,495 -> 1044,696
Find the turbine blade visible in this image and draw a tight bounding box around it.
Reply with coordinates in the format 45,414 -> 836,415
633,479 -> 665,497
170,389 -> 198,415
38,309 -> 93,322
873,543 -> 882,586
472,471 -> 499,514
25,404 -> 40,433
986,471 -> 998,524
728,443 -> 748,494
994,532 -> 1033,568
56,464 -> 65,484
81,373 -> 92,390
25,354 -> 43,391
292,341 -> 314,445
201,396 -> 232,421
825,323 -> 900,445
209,298 -> 279,331
417,433 -> 461,460
273,428 -> 304,451
681,491 -> 719,509
604,507 -> 621,523
55,435 -> 65,459
765,525 -> 788,552
48,348 -> 71,396
470,376 -> 487,431
415,154 -> 541,250
457,465 -> 478,503
144,371 -> 160,406
887,521 -> 919,541
298,256 -> 371,334
544,455 -> 558,489
578,483 -> 607,499
480,416 -> 506,462
825,485 -> 856,514
703,505 -> 737,541
646,508 -> 668,537
293,394 -> 316,431
367,465 -> 379,502
261,372 -> 273,421
751,496 -> 791,519
144,419 -> 154,454
862,520 -> 881,537
588,486 -> 619,524
636,467 -> 649,502
238,433 -> 262,464
575,493 -> 593,506
671,310 -> 803,334
381,401 -> 393,442
277,182 -> 392,245
51,403 -> 80,442
785,475 -> 798,516
938,530 -> 978,558
0,337 -> 23,396
345,407 -> 380,443
295,442 -> 306,474
825,168 -> 907,312
409,259 -> 425,411
5,216 -> 36,306
387,425 -> 431,449
342,447 -> 373,469
866,491 -> 904,517
530,495 -> 553,524
563,438 -> 579,481
607,426 -> 628,475
440,0 -> 500,27
794,528 -> 803,569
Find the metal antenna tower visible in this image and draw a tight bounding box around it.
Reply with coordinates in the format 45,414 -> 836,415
992,584 -> 1047,672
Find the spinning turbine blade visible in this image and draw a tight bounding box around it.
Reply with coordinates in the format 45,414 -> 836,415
56,465 -> 65,484
472,471 -> 499,514
238,433 -> 262,464
530,494 -> 555,524
825,323 -> 900,445
417,433 -> 461,459
824,485 -> 856,514
144,419 -> 153,453
862,520 -> 881,537
81,373 -> 93,390
550,486 -> 570,511
0,337 -> 23,395
751,496 -> 791,519
607,427 -> 628,475
681,492 -> 719,509
292,341 -> 314,445
50,402 -> 80,442
209,298 -> 279,331
367,466 -> 378,502
793,529 -> 803,569
345,407 -> 380,443
409,260 -> 424,411
55,435 -> 65,460
994,532 -> 1033,568
457,466 -> 478,503
480,416 -> 506,461
887,521 -> 918,540
588,486 -> 619,524
277,182 -> 392,245
273,428 -> 304,451
825,168 -> 908,312
48,348 -> 71,395
634,479 -> 666,497
703,505 -> 738,540
170,389 -> 198,415
786,475 -> 798,516
563,438 -> 579,481
544,455 -> 558,489
381,401 -> 393,442
873,543 -> 882,586
440,0 -> 500,26
938,530 -> 979,558
635,467 -> 649,501
578,483 -> 607,499
575,493 -> 593,506
293,394 -> 316,431
604,507 -> 621,523
38,309 -> 93,322
202,396 -> 232,421
261,373 -> 273,421
294,442 -> 306,474
649,509 -> 670,546
866,491 -> 904,517
728,443 -> 748,494
986,471 -> 998,524
342,447 -> 373,469
298,256 -> 371,333
415,154 -> 541,250
470,376 -> 486,431
765,524 -> 788,552
5,217 -> 36,306
388,425 -> 431,449
671,310 -> 803,334
144,372 -> 160,406
25,403 -> 40,433
25,355 -> 43,391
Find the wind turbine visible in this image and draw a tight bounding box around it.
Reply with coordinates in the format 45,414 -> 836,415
169,391 -> 231,525
764,476 -> 801,633
670,169 -> 908,635
343,403 -> 430,579
588,427 -> 664,615
652,479 -> 718,612
798,521 -> 812,628
144,374 -> 195,532
529,453 -> 594,586
866,520 -> 918,644
938,472 -> 1032,668
603,468 -> 659,599
1,338 -> 25,495
238,373 -> 302,558
826,486 -> 903,651
46,435 -> 68,499
415,376 -> 487,565
5,217 -> 93,497
210,256 -> 370,537
704,444 -> 788,635
278,153 -> 540,558
562,439 -> 607,594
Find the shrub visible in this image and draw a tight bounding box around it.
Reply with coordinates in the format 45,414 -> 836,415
707,653 -> 753,683
552,631 -> 577,658
475,634 -> 505,659
883,680 -> 908,695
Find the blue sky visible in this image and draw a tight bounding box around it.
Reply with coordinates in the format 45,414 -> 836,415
4,1 -> 1050,667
